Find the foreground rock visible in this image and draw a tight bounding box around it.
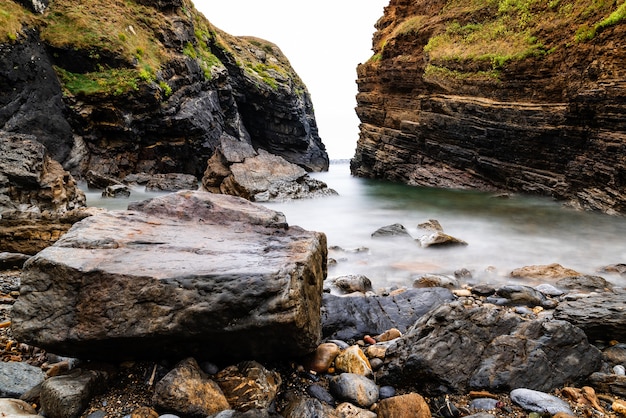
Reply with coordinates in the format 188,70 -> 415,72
11,191 -> 327,361
554,292 -> 626,341
0,132 -> 90,254
378,302 -> 602,394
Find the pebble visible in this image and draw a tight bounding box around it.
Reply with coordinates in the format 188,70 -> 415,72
378,385 -> 396,399
614,365 -> 626,376
535,283 -> 564,296
375,328 -> 402,342
471,284 -> 496,296
334,346 -> 372,377
329,373 -> 379,408
510,388 -> 574,415
306,343 -> 341,373
327,339 -> 350,350
336,402 -> 377,418
470,397 -> 499,411
306,384 -> 336,406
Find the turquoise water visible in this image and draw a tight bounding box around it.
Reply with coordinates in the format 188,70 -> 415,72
83,162 -> 626,290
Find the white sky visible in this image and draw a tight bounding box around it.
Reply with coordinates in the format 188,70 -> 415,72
193,0 -> 389,159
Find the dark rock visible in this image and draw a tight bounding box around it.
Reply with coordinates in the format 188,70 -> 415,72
281,395 -> 338,418
145,173 -> 199,192
454,268 -> 472,280
494,285 -> 550,307
377,302 -> 602,395
11,191 -> 327,361
214,361 -> 281,412
471,284 -> 496,296
371,223 -> 411,238
603,344 -> 626,367
589,372 -> 626,397
40,368 -> 109,418
102,184 -> 131,199
16,0 -> 49,13
554,293 -> 626,341
153,358 -> 229,417
329,373 -> 378,408
84,171 -> 123,190
510,388 -> 574,415
0,252 -> 30,269
555,275 -> 615,292
321,287 -> 455,341
0,361 -> 45,398
378,385 -> 396,400
306,384 -> 336,406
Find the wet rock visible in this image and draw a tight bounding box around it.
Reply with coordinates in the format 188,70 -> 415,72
535,283 -> 564,296
85,170 -> 123,189
306,384 -> 335,406
325,275 -> 373,295
0,361 -> 45,398
378,302 -> 602,394
555,275 -> 614,292
11,191 -> 326,361
417,231 -> 468,248
329,373 -> 379,408
153,358 -> 229,417
0,252 -> 31,269
0,399 -> 39,417
601,264 -> 626,276
454,268 -> 473,280
494,285 -> 551,307
144,173 -> 199,192
40,368 -> 109,418
102,184 -> 131,198
510,388 -> 574,415
336,402 -> 377,418
510,263 -> 581,280
334,346 -> 372,377
554,292 -> 626,341
214,361 -> 281,412
588,372 -> 626,397
417,219 -> 443,232
376,393 -> 431,418
371,223 -> 411,238
321,287 -> 455,341
413,274 -> 459,289
471,284 -> 496,296
281,394 -> 338,418
304,343 -> 341,374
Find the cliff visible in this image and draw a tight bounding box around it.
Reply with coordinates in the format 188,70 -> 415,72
0,0 -> 328,179
352,0 -> 626,214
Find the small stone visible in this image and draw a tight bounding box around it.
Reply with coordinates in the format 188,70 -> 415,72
612,399 -> 626,415
336,402 -> 377,418
130,406 -> 158,418
471,284 -> 496,296
369,358 -> 383,371
377,393 -> 431,418
41,368 -> 109,418
414,274 -> 459,289
378,386 -> 396,400
375,328 -> 402,342
305,343 -> 341,374
470,398 -> 499,411
306,384 -> 335,406
614,365 -> 626,376
454,268 -> 472,280
417,219 -> 443,232
335,346 -> 372,377
365,344 -> 387,359
453,289 -> 472,297
535,283 -> 565,296
417,231 -> 467,248
510,388 -> 574,415
329,373 -> 379,408
364,335 -> 376,345
214,361 -> 281,411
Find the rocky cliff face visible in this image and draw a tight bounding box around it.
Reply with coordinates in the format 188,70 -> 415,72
352,0 -> 626,214
0,0 -> 328,180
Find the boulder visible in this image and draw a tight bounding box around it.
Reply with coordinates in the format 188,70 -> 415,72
203,149 -> 336,202
144,173 -> 199,192
509,263 -> 582,280
11,191 -> 327,361
40,368 -> 109,418
321,288 -> 455,342
553,292 -> 626,341
377,302 -> 602,395
0,132 -> 89,254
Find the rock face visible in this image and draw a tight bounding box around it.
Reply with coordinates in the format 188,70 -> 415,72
1,0 -> 328,182
11,191 -> 327,361
352,0 -> 626,214
0,132 -> 89,254
377,302 -> 602,395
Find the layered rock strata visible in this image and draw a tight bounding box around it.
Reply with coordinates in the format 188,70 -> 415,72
11,191 -> 327,361
352,0 -> 626,214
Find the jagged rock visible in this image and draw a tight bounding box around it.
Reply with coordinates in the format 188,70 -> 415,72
84,171 -> 123,190
492,285 -> 552,308
371,223 -> 411,238
324,275 -> 373,295
154,358 -> 229,417
377,302 -> 602,395
281,395 -> 339,418
601,264 -> 626,276
417,231 -> 468,248
209,149 -> 336,202
553,292 -> 626,341
321,288 -> 455,341
417,219 -> 444,232
145,173 -> 199,192
102,184 -> 131,198
351,0 -> 626,214
214,361 -> 281,412
40,368 -> 109,418
0,132 -> 89,254
555,275 -> 614,292
510,264 -> 583,280
11,191 -> 327,361
588,372 -> 626,397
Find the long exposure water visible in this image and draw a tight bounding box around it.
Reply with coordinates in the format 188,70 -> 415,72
84,162 -> 626,290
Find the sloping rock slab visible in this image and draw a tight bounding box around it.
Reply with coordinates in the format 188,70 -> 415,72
553,292 -> 626,341
11,191 -> 327,361
321,288 -> 455,341
377,302 -> 602,395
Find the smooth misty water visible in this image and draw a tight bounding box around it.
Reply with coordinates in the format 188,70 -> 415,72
83,162 -> 626,290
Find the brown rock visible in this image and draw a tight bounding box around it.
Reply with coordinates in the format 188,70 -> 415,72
613,399 -> 626,416
130,406 -> 159,418
376,393 -> 431,418
510,263 -> 582,280
335,345 -> 373,377
365,344 -> 387,360
215,361 -> 281,412
305,343 -> 341,374
153,358 -> 229,417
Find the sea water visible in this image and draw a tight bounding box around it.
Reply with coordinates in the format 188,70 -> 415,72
83,162 -> 626,290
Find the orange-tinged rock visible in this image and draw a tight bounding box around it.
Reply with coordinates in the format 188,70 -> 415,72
376,393 -> 431,418
375,328 -> 402,342
335,345 -> 372,377
305,343 -> 341,373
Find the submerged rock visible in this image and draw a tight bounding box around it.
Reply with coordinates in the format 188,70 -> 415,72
11,191 -> 327,361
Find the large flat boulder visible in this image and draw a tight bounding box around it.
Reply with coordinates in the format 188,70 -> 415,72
11,191 -> 327,361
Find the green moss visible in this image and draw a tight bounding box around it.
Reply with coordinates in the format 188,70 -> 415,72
0,2 -> 35,43
245,62 -> 280,90
424,64 -> 501,80
159,80 -> 172,97
54,66 -> 140,96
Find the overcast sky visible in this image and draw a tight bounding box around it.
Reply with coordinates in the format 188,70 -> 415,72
193,0 -> 389,159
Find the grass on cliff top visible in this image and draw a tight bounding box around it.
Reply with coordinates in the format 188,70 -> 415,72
380,0 -> 626,72
0,1 -> 36,43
